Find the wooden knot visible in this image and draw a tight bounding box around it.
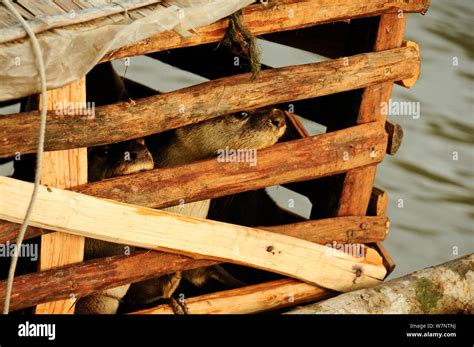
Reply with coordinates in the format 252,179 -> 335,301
353,266 -> 363,284
347,230 -> 355,240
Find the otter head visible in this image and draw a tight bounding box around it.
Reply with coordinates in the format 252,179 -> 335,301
166,107 -> 286,166
88,138 -> 154,182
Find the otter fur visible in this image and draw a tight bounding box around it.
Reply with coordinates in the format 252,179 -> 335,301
79,108 -> 286,314
75,138 -> 154,314
77,63 -> 287,313
125,107 -> 287,309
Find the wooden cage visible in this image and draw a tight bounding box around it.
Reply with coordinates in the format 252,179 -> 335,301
0,0 -> 429,314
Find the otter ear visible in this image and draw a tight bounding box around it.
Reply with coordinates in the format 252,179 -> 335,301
272,108 -> 284,115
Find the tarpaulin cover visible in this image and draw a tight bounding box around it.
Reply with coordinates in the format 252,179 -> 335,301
0,0 -> 254,101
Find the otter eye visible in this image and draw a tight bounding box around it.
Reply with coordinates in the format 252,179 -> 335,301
235,112 -> 249,120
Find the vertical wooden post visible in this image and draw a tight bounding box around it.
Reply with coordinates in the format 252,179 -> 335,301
336,13 -> 407,216
35,79 -> 87,314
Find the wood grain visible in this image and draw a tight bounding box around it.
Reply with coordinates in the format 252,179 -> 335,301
0,215 -> 388,312
337,13 -> 408,217
385,120 -> 404,155
0,176 -> 388,292
0,46 -> 419,158
132,278 -> 336,315
0,121 -> 388,239
34,79 -> 87,314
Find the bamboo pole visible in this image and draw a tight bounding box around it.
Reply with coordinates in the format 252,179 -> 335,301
0,46 -> 419,158
285,254 -> 474,314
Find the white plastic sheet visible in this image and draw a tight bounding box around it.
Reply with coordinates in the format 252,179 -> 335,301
0,0 -> 254,101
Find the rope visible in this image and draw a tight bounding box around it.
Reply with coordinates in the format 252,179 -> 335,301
2,0 -> 48,314
221,9 -> 261,80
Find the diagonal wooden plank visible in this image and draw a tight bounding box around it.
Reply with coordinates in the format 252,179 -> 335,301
0,176 -> 387,292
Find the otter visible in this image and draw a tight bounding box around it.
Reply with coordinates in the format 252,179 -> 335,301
78,107 -> 286,314
125,107 -> 287,310
152,107 -> 286,167
75,138 -> 154,314
76,59 -> 288,314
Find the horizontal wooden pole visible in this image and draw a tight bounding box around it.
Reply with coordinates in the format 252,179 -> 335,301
0,251 -> 217,312
132,278 -> 336,314
73,122 -> 386,207
395,40 -> 421,88
0,121 -> 388,237
0,46 -> 419,158
0,215 -> 387,311
0,177 -> 387,292
261,216 -> 389,246
101,0 -> 430,62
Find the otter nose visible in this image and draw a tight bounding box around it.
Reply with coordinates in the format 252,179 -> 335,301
270,110 -> 286,127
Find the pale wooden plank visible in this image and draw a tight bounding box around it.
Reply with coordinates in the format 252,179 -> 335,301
0,176 -> 387,293
34,78 -> 87,314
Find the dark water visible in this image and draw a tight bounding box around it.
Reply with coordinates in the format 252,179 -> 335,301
1,0 -> 472,279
